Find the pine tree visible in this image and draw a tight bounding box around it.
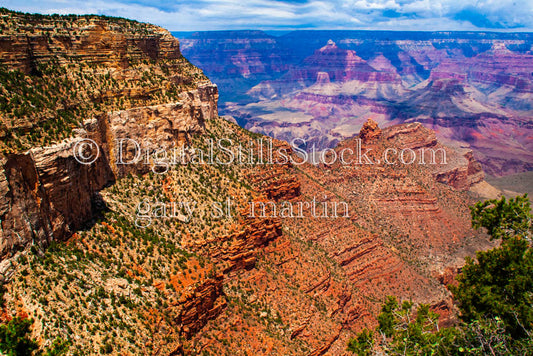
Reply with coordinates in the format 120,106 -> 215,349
452,194 -> 533,338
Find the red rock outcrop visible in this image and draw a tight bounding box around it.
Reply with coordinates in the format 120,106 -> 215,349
187,214 -> 283,274
434,150 -> 484,191
382,122 -> 484,190
173,274 -> 227,338
359,118 -> 382,143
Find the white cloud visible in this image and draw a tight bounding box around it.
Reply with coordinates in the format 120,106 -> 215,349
3,0 -> 533,31
346,0 -> 401,10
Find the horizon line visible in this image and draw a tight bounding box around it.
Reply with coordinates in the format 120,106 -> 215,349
171,29 -> 533,34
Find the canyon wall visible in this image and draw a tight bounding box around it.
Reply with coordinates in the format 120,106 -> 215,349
0,10 -> 503,353
0,84 -> 218,278
0,9 -> 218,273
0,12 -> 182,74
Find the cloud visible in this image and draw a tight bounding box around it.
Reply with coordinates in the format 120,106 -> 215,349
2,0 -> 532,31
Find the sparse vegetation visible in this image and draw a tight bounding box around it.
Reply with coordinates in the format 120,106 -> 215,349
0,8 -> 207,151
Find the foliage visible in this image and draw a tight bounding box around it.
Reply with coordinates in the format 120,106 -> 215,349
454,194 -> 533,337
0,317 -> 39,355
470,194 -> 531,241
347,329 -> 374,355
347,297 -> 532,355
378,298 -> 442,355
450,236 -> 533,338
42,338 -> 70,356
451,317 -> 524,355
0,317 -> 69,356
347,194 -> 533,355
373,297 -> 455,355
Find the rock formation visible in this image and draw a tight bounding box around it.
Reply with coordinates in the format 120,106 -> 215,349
0,10 -> 502,355
0,9 -> 224,348
0,9 -> 219,268
359,118 -> 382,143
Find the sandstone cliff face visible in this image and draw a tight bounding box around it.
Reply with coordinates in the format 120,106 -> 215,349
434,150 -> 484,191
189,215 -> 283,273
0,9 -> 210,152
0,141 -> 115,274
102,84 -> 218,176
0,9 -> 220,269
0,83 -> 218,274
0,154 -> 58,268
0,12 -> 181,74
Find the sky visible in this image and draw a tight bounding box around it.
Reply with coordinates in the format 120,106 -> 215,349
4,0 -> 533,32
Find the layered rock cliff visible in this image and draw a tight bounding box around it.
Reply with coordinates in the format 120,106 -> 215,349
0,10 -> 226,350
187,118 -> 493,354
0,8 -> 210,151
0,84 -> 218,273
0,9 -> 219,267
0,10 -> 500,355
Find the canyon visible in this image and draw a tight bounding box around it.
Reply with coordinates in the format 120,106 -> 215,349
0,8 -> 509,355
179,30 -> 533,177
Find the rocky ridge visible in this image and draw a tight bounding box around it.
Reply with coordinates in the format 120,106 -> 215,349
187,118 -> 492,354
